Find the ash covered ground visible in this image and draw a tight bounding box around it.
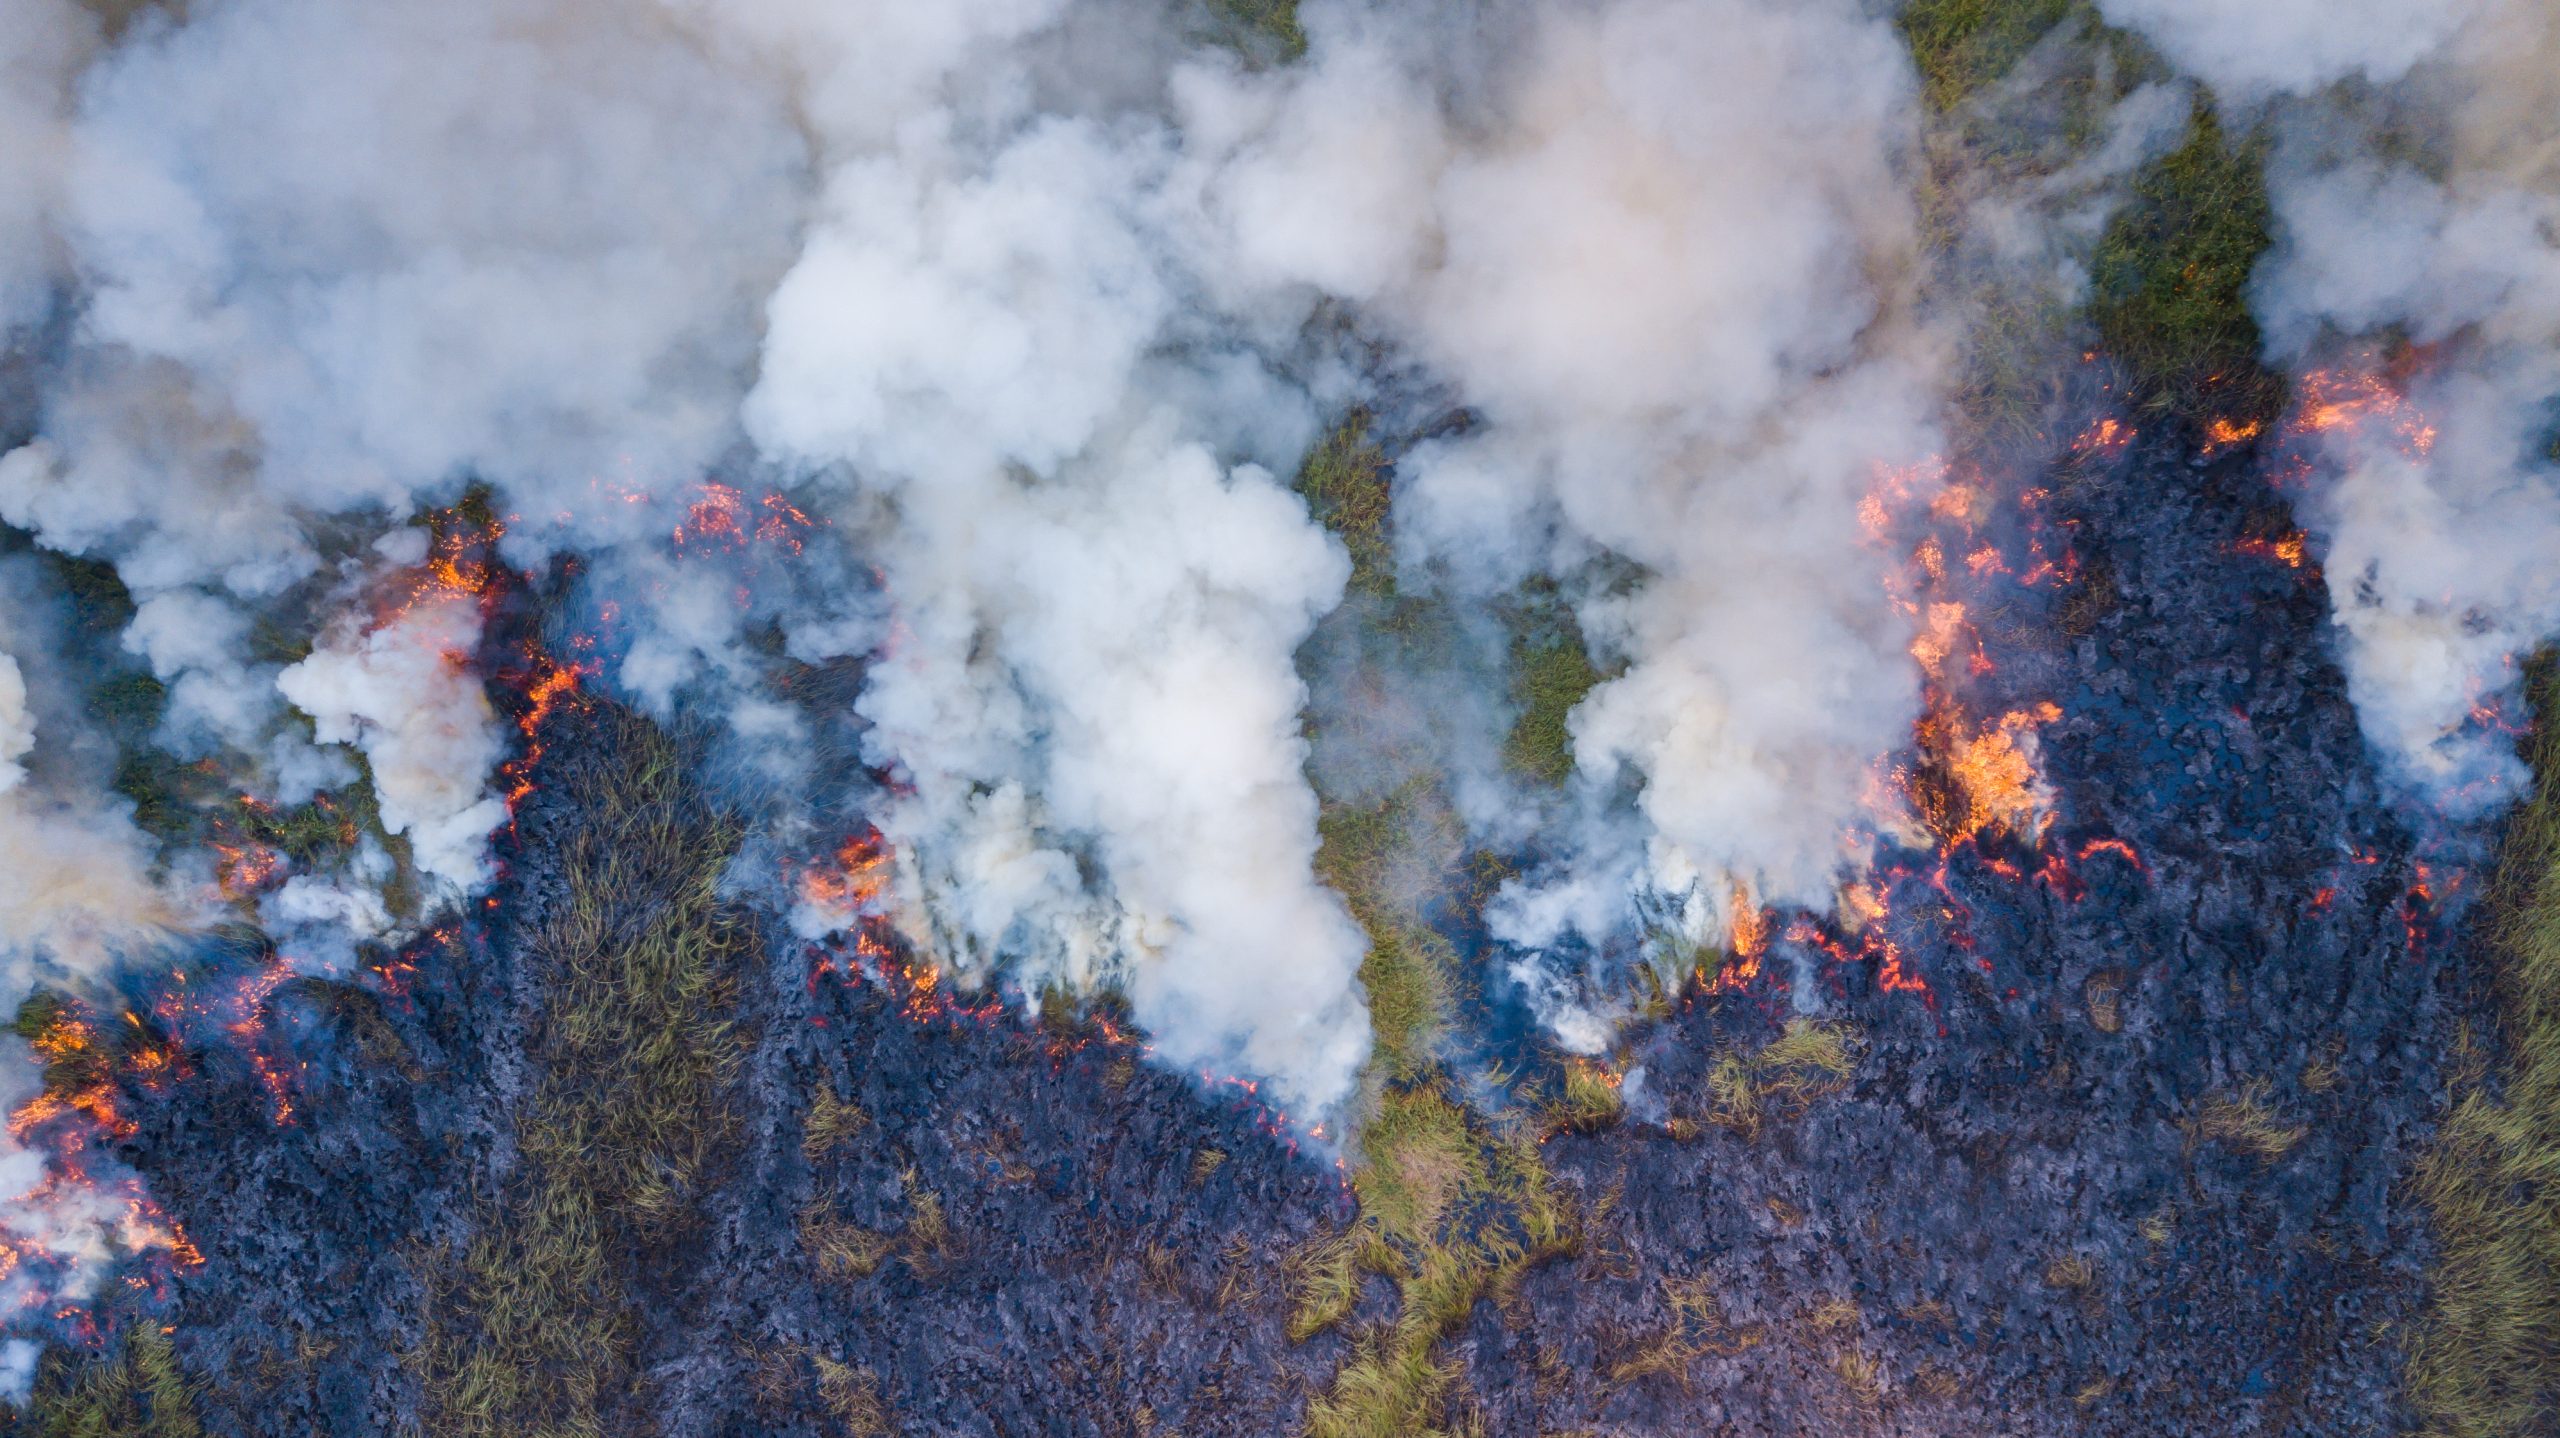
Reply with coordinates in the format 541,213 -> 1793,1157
4,0 -> 2557,1434
23,418 -> 2486,1437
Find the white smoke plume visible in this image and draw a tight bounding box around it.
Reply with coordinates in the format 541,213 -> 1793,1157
0,572 -> 185,1000
1180,0 -> 1949,1043
0,0 -> 99,332
2098,0 -> 2560,812
0,0 -> 1983,1115
277,589 -> 508,894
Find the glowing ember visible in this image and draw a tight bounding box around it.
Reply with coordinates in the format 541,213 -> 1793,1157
500,650 -> 599,808
2202,417 -> 2263,454
1906,701 -> 2064,845
2287,367 -> 2437,457
2233,534 -> 2310,569
799,829 -> 892,918
2071,417 -> 2133,457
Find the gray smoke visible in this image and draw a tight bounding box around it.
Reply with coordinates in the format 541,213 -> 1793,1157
0,0 -> 2025,1120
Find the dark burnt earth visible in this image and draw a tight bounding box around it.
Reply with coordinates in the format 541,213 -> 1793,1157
57,422 -> 2483,1437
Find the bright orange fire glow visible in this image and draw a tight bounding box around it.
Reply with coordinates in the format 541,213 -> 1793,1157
800,829 -> 892,915
2288,367 -> 2437,457
2233,534 -> 2309,569
1906,700 -> 2063,845
212,841 -> 283,902
501,651 -> 599,808
2202,417 -> 2263,454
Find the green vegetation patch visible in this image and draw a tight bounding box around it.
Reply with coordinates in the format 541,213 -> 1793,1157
1209,0 -> 1306,60
2088,99 -> 2284,427
2404,658 -> 2560,1438
1295,412 -> 1396,602
1898,0 -> 2074,110
14,1326 -> 201,1438
1296,781 -> 1588,1435
1314,780 -> 1460,1076
419,705 -> 754,1438
1499,581 -> 1603,789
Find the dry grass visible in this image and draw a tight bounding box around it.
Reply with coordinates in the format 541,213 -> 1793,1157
801,1089 -> 870,1161
1704,1020 -> 1861,1137
2043,1253 -> 2096,1291
1609,1275 -> 1763,1389
2187,1078 -> 2305,1163
1833,1350 -> 1883,1405
2404,656 -> 2560,1437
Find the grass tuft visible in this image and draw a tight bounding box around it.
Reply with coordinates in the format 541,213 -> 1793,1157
2187,1078 -> 2304,1163
801,1089 -> 871,1161
1294,413 -> 1395,601
18,1326 -> 201,1438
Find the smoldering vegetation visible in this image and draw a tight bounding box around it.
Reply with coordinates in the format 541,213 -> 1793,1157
0,0 -> 2556,1432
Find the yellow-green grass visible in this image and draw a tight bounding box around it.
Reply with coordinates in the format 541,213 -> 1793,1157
2186,1078 -> 2304,1164
2404,660 -> 2560,1438
1505,626 -> 1602,789
15,1327 -> 200,1438
1703,1020 -> 1860,1139
1295,778 -> 1585,1434
419,706 -> 753,1438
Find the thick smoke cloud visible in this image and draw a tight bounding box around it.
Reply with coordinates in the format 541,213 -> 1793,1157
2099,0 -> 2560,813
1188,0 -> 1946,1042
0,0 -> 1966,1116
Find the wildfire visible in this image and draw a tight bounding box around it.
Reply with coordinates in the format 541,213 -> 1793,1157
800,829 -> 891,915
2071,417 -> 2133,458
673,482 -> 816,557
210,840 -> 283,902
2233,533 -> 2310,569
1715,887 -> 1769,991
1905,700 -> 2064,846
0,993 -> 205,1343
499,650 -> 599,809
2287,366 -> 2437,457
2202,417 -> 2264,454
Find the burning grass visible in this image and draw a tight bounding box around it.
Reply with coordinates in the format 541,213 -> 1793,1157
2403,658 -> 2560,1438
419,704 -> 755,1437
1539,1060 -> 1626,1137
